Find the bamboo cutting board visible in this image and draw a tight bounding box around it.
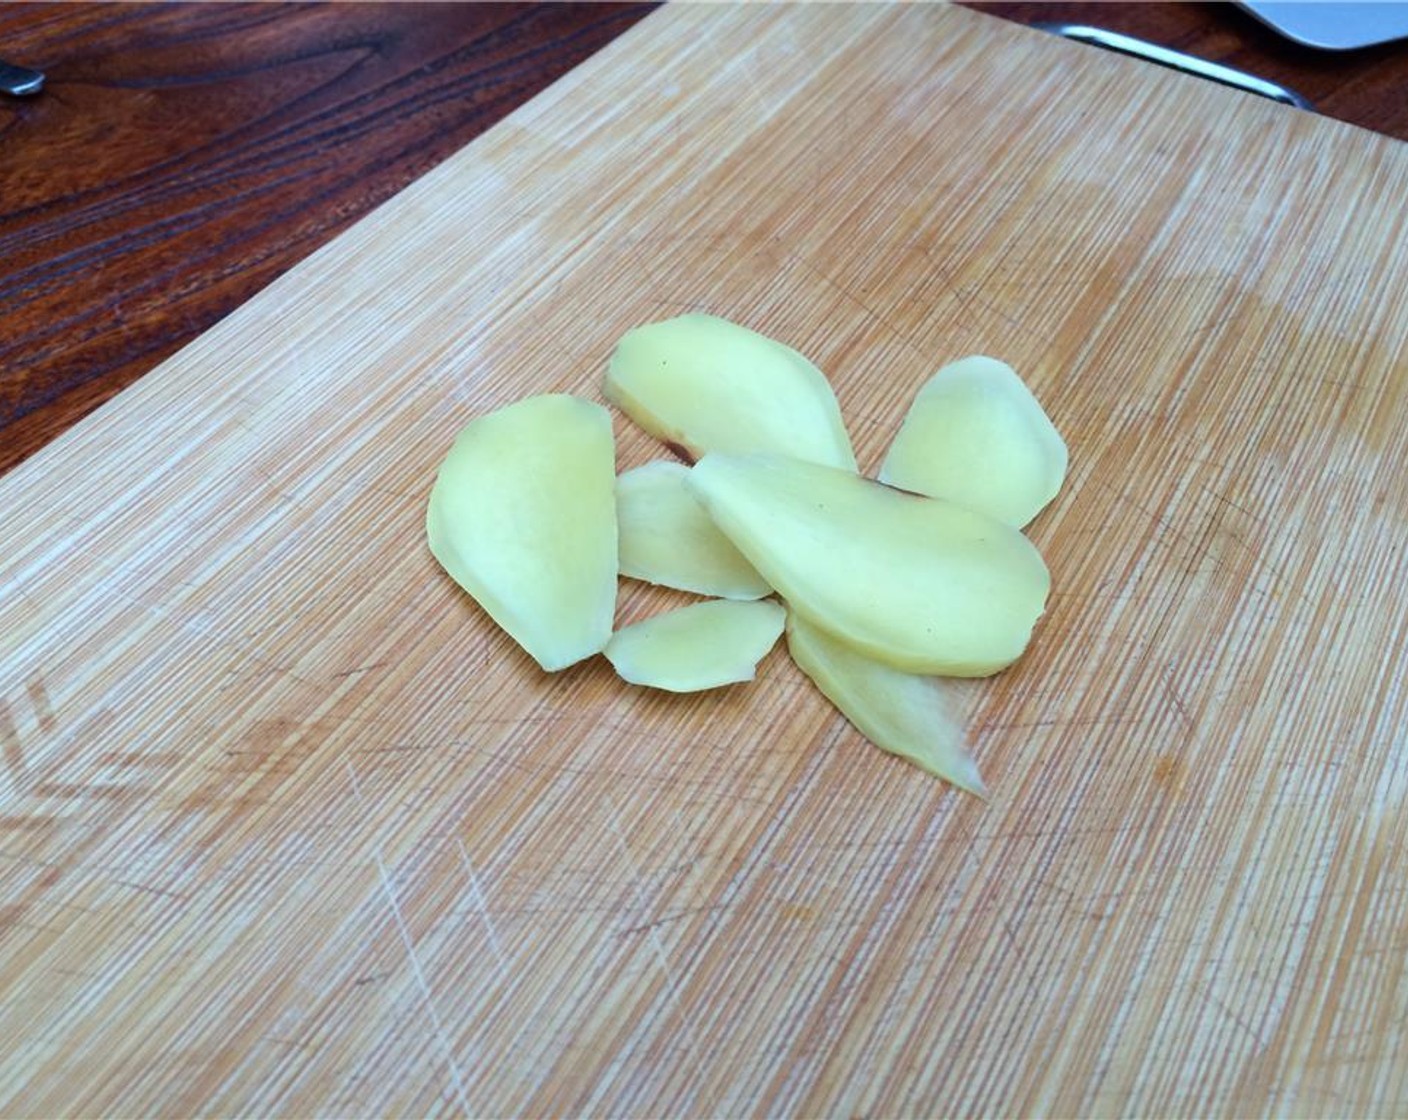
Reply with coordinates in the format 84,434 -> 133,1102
3,4 -> 1408,1115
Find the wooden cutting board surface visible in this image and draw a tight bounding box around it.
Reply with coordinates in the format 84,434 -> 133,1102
4,4 -> 1408,1115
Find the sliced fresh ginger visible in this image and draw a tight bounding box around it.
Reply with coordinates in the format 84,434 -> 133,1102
878,355 -> 1067,528
424,313 -> 1064,797
687,452 -> 1049,677
786,612 -> 986,797
426,394 -> 617,671
605,314 -> 857,470
617,461 -> 771,600
605,598 -> 786,692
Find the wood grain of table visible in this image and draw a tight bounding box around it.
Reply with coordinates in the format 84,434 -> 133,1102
1,0 -> 1406,477
0,2 -> 655,475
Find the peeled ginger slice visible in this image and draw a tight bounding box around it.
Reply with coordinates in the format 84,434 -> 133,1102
618,460 -> 771,600
605,314 -> 857,470
605,598 -> 786,692
687,452 -> 1049,677
878,355 -> 1067,528
426,394 -> 617,671
786,613 -> 986,797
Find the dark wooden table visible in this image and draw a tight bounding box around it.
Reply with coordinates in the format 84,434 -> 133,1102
3,2 -> 1406,476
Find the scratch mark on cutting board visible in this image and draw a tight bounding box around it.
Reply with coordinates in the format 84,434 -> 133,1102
0,701 -> 26,793
345,761 -> 473,1117
701,13 -> 771,129
602,793 -> 712,1095
24,675 -> 57,735
455,838 -> 510,973
373,853 -> 473,1115
619,903 -> 726,938
1162,664 -> 1195,733
110,878 -> 188,903
781,247 -> 929,363
1202,982 -> 1270,1052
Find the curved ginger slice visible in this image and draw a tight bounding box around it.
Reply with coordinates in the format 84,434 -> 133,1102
786,613 -> 986,797
605,314 -> 856,470
878,355 -> 1067,528
617,461 -> 771,600
426,394 -> 617,671
605,599 -> 785,692
688,452 -> 1049,677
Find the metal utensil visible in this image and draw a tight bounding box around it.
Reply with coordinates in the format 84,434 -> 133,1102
0,58 -> 45,96
1037,24 -> 1312,110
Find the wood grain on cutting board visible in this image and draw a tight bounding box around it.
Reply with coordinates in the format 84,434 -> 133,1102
3,3 -> 1407,1116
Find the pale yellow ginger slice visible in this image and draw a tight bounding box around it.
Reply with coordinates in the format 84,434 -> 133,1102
605,313 -> 857,470
605,599 -> 786,692
879,355 -> 1067,528
687,452 -> 1049,677
426,394 -> 617,671
786,613 -> 986,797
617,460 -> 771,600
